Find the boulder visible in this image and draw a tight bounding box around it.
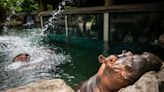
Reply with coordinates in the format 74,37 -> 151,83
119,63 -> 164,92
159,34 -> 164,48
0,79 -> 74,92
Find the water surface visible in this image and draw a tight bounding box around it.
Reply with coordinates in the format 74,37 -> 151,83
0,28 -> 102,89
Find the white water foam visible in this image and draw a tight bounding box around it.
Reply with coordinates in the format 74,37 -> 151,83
0,29 -> 71,72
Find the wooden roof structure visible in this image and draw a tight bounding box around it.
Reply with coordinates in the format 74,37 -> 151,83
37,0 -> 164,43
38,2 -> 164,17
36,0 -> 164,7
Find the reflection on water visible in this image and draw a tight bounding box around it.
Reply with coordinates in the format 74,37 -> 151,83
0,28 -> 72,89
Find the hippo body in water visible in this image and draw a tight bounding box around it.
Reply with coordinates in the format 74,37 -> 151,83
13,53 -> 30,62
78,51 -> 162,92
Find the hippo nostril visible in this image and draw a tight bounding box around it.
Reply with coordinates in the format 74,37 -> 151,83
108,55 -> 118,64
109,59 -> 114,64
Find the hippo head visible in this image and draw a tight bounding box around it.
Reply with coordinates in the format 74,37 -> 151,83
96,51 -> 162,91
141,52 -> 163,71
13,53 -> 31,62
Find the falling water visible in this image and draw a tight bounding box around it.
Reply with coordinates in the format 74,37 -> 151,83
43,0 -> 74,35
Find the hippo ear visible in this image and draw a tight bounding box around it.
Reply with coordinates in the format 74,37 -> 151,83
98,55 -> 106,63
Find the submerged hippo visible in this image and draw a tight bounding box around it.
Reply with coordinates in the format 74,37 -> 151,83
78,51 -> 162,92
13,53 -> 30,62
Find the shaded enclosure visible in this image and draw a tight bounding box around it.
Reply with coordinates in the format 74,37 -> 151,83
0,0 -> 164,91
43,10 -> 164,60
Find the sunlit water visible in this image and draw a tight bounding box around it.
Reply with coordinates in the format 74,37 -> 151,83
0,28 -> 73,89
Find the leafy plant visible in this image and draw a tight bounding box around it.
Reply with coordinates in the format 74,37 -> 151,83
0,0 -> 38,13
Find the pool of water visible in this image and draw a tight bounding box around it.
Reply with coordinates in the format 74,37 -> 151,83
0,28 -> 102,90
53,43 -> 102,88
0,28 -> 163,90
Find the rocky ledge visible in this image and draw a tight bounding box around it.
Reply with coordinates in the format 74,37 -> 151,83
0,79 -> 74,92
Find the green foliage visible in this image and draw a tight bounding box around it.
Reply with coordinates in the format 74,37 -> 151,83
0,0 -> 38,13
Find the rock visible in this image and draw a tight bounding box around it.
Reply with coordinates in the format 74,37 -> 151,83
159,34 -> 164,48
118,71 -> 159,92
119,62 -> 164,92
0,79 -> 74,92
157,63 -> 164,92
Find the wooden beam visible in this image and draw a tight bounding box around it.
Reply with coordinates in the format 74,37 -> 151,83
38,11 -> 52,17
38,2 -> 164,17
61,2 -> 164,14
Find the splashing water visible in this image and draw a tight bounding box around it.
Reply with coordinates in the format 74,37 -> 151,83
0,29 -> 72,89
0,0 -> 81,89
43,0 -> 74,35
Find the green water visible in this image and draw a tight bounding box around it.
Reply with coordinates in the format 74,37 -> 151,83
0,28 -> 104,90
51,42 -> 164,89
0,28 -> 163,90
51,43 -> 102,88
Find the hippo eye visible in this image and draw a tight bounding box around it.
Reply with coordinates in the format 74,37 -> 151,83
143,52 -> 150,57
143,52 -> 148,55
142,52 -> 151,59
122,50 -> 127,54
124,65 -> 133,73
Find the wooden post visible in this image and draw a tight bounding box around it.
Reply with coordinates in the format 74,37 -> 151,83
40,16 -> 44,28
38,0 -> 47,29
65,15 -> 69,42
103,0 -> 112,52
103,13 -> 109,42
103,0 -> 113,42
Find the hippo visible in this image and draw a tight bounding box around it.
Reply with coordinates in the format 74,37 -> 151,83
78,51 -> 162,92
12,53 -> 30,62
